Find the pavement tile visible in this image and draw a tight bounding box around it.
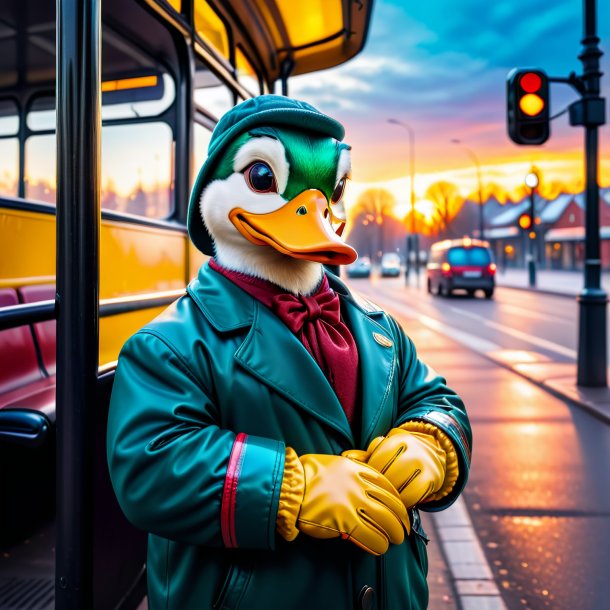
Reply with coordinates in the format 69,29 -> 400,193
438,526 -> 477,542
451,564 -> 494,580
433,501 -> 471,528
460,595 -> 507,610
456,581 -> 501,596
443,541 -> 488,566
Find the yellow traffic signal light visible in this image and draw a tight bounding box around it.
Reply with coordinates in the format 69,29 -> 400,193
507,69 -> 550,145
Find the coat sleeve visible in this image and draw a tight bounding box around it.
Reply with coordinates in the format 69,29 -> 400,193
387,315 -> 472,512
107,330 -> 285,549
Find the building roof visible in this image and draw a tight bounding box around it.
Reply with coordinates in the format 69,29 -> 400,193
538,193 -> 576,224
489,199 -> 530,227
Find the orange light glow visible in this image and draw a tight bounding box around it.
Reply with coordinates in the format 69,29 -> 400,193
102,76 -> 158,92
488,263 -> 497,274
441,262 -> 451,273
519,213 -> 532,230
519,94 -> 544,116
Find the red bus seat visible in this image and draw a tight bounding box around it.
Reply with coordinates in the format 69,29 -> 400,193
0,289 -> 44,395
18,284 -> 56,376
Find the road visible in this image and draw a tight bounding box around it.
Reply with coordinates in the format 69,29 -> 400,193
346,274 -> 610,610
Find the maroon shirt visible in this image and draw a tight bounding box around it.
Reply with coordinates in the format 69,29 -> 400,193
209,259 -> 359,424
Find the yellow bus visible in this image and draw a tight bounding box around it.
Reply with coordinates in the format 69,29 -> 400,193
0,1 -> 374,608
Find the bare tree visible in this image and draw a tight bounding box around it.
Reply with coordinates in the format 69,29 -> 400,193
425,181 -> 463,237
346,188 -> 397,261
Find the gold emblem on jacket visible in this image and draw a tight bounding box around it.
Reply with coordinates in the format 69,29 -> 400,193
373,332 -> 393,348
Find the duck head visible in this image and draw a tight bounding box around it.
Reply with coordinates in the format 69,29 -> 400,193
188,96 -> 358,295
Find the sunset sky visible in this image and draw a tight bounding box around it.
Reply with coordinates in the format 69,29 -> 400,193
290,0 -> 610,212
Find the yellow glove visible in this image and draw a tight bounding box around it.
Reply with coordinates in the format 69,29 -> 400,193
343,427 -> 449,510
276,450 -> 409,556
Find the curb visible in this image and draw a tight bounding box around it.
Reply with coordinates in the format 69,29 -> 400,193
482,355 -> 610,426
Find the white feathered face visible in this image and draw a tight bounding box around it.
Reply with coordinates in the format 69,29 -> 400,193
199,127 -> 356,269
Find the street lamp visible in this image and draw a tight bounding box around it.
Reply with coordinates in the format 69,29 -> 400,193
388,118 -> 418,283
451,139 -> 484,240
524,170 -> 539,287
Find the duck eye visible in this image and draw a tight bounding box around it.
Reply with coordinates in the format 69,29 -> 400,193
245,162 -> 277,194
331,177 -> 346,204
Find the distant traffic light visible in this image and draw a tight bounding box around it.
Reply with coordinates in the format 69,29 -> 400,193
507,69 -> 550,145
518,213 -> 532,230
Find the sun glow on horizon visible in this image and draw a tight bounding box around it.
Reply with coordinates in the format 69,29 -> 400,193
345,156 -> 610,220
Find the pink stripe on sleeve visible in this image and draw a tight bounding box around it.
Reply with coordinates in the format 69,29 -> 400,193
221,433 -> 248,548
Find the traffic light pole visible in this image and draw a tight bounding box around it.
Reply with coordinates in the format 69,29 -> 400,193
527,188 -> 537,287
574,0 -> 607,387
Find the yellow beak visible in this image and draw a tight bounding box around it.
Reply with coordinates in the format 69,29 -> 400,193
229,190 -> 357,265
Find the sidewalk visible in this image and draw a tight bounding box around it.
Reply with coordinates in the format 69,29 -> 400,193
495,267 -> 610,297
493,268 -> 610,423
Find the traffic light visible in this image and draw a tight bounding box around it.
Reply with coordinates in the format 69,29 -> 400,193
518,213 -> 532,230
507,69 -> 550,145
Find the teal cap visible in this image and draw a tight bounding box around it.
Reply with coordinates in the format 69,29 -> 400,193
188,94 -> 345,255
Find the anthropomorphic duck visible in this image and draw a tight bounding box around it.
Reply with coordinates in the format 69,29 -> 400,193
108,95 -> 472,610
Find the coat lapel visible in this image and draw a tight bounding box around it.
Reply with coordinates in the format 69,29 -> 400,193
234,304 -> 354,445
188,263 -> 354,445
338,292 -> 397,448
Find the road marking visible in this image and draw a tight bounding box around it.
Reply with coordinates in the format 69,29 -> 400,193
418,312 -> 501,354
449,306 -> 577,359
361,292 -> 502,354
492,302 -> 572,325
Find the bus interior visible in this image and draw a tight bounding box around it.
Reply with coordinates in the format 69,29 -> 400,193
0,1 -> 374,608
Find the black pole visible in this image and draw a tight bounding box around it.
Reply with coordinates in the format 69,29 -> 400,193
478,167 -> 484,241
56,0 -> 101,607
577,0 -> 607,386
528,188 -> 537,287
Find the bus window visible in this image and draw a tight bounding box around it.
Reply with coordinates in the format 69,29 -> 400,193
193,122 -> 213,186
23,89 -> 175,218
194,0 -> 230,60
27,96 -> 56,132
0,99 -> 18,197
235,47 -> 260,96
102,122 -> 174,218
101,73 -> 176,121
194,61 -> 234,119
25,133 -> 56,204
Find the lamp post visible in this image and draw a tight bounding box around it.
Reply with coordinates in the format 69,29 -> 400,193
388,118 -> 418,284
524,170 -> 539,287
451,139 -> 484,240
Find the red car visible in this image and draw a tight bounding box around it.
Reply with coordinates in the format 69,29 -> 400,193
427,238 -> 496,298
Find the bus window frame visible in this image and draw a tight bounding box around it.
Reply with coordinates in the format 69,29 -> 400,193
0,96 -> 21,199
20,74 -> 181,221
235,44 -> 264,97
193,0 -> 234,68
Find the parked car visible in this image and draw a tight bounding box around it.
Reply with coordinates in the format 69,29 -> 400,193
380,252 -> 401,277
427,238 -> 496,298
346,256 -> 372,278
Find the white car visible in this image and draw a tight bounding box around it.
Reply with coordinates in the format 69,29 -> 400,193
380,253 -> 401,277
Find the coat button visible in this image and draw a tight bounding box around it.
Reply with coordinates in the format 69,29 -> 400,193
358,585 -> 376,610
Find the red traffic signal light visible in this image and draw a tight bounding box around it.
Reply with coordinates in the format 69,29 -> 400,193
518,213 -> 532,230
507,69 -> 550,145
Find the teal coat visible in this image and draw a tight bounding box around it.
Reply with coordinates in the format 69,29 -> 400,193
107,263 -> 472,610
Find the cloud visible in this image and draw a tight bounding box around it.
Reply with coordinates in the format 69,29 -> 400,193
289,0 -> 610,185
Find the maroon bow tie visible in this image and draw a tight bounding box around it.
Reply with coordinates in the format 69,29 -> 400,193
271,290 -> 341,334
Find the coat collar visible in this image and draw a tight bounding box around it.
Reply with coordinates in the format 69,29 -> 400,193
187,262 -> 396,448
